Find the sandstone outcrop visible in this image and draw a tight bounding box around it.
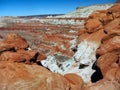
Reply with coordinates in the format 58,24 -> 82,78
0,33 -> 28,51
0,50 -> 37,64
96,53 -> 119,76
85,19 -> 103,33
83,67 -> 120,90
0,61 -> 70,90
0,33 -> 83,90
82,3 -> 120,90
0,33 -> 46,64
97,36 -> 120,55
64,73 -> 83,90
41,4 -> 120,86
83,79 -> 120,90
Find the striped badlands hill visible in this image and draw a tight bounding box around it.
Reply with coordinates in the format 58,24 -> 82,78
55,4 -> 113,18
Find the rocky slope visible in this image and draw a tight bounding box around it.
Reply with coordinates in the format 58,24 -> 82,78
42,3 -> 120,89
0,33 -> 84,90
56,4 -> 113,18
82,3 -> 120,90
0,3 -> 120,90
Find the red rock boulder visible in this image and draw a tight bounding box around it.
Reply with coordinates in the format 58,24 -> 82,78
0,33 -> 28,52
64,73 -> 83,90
97,36 -> 120,55
0,49 -> 46,64
107,3 -> 120,18
83,79 -> 120,90
96,53 -> 118,76
104,18 -> 120,36
85,19 -> 103,33
0,61 -> 70,90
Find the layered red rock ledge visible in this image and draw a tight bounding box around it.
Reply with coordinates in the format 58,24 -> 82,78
0,33 -> 84,90
81,3 -> 120,90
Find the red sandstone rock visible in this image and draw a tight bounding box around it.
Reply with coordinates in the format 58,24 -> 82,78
116,67 -> 120,82
78,29 -> 106,44
0,49 -> 46,64
78,29 -> 86,36
0,3 -> 120,90
86,29 -> 106,42
0,61 -> 70,90
105,68 -> 119,81
83,79 -> 120,90
64,73 -> 83,90
0,33 -> 28,52
96,53 -> 118,76
88,10 -> 106,19
104,18 -> 120,36
0,42 -> 14,52
0,51 -> 34,64
85,19 -> 103,33
105,68 -> 116,80
97,36 -> 120,55
107,4 -> 120,18
36,52 -> 47,62
88,10 -> 113,25
0,33 -> 46,64
83,67 -> 120,90
81,4 -> 120,90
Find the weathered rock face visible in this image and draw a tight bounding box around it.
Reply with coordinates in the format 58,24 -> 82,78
0,61 -> 70,90
0,50 -> 37,64
64,73 -> 83,90
97,36 -> 120,55
41,2 -> 120,89
0,33 -> 46,64
96,53 -> 119,76
0,33 -> 28,52
105,67 -> 120,81
83,67 -> 120,90
83,79 -> 120,90
107,4 -> 120,19
2,33 -> 28,50
85,19 -> 103,33
41,4 -> 120,86
82,3 -> 120,90
0,33 -> 84,90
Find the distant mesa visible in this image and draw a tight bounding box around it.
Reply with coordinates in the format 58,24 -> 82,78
18,14 -> 64,18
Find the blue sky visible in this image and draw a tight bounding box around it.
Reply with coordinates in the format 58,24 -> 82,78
0,0 -> 117,16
